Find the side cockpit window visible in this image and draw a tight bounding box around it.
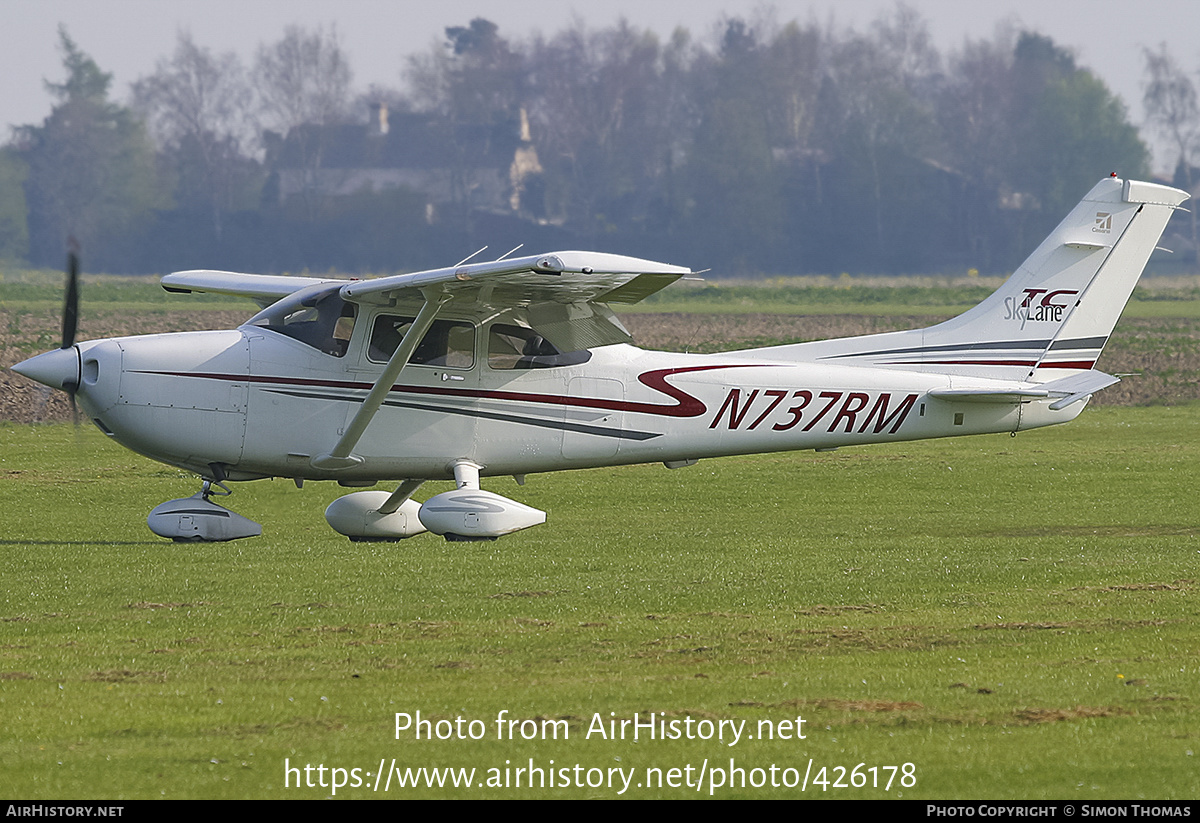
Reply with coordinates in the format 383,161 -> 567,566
368,315 -> 475,369
488,323 -> 591,370
249,286 -> 357,357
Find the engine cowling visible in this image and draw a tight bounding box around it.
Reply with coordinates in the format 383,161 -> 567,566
417,489 -> 546,541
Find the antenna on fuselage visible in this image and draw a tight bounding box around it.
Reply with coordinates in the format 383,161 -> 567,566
494,244 -> 524,262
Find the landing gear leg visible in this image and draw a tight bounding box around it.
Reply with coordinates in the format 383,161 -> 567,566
200,478 -> 232,501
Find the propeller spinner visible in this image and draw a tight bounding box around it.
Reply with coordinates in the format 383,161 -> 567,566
10,244 -> 83,409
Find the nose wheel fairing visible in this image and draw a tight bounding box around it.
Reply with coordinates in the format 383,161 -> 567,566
147,481 -> 263,542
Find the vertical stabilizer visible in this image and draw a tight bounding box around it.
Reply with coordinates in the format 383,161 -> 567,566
756,177 -> 1188,382
1025,178 -> 1188,380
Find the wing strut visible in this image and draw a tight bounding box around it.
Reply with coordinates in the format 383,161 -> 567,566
312,290 -> 451,470
378,479 -> 425,514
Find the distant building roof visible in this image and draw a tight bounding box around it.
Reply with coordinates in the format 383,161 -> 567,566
272,109 -> 522,171
266,104 -> 540,214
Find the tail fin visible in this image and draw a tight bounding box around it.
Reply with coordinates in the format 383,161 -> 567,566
768,176 -> 1188,382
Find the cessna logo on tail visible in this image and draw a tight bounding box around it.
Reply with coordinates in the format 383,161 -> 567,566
1003,288 -> 1079,325
1094,212 -> 1112,233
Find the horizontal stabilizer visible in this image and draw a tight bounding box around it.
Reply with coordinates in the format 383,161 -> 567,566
929,370 -> 1119,406
1040,369 -> 1120,409
929,387 -> 1050,403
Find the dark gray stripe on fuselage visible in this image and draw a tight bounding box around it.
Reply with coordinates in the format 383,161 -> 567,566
1049,336 -> 1107,350
262,388 -> 662,441
822,336 -> 1105,360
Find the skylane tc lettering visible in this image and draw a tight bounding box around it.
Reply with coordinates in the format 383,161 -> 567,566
1004,288 -> 1080,324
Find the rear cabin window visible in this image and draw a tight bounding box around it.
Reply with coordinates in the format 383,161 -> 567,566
487,323 -> 591,370
368,315 -> 475,369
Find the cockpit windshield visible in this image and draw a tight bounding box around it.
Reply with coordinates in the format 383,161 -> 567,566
248,285 -> 357,357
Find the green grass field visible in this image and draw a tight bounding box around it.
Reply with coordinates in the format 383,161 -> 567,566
1,407 -> 1197,799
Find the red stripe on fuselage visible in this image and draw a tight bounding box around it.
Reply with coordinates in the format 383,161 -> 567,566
1033,360 -> 1097,370
134,364 -> 763,419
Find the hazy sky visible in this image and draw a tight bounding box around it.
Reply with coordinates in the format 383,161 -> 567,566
3,0 -> 1197,172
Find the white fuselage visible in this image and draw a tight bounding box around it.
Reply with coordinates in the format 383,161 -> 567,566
72,320 -> 1083,484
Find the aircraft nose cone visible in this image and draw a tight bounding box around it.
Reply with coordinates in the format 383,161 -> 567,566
11,347 -> 80,391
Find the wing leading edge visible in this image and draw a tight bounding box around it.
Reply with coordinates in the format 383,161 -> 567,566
160,270 -> 350,309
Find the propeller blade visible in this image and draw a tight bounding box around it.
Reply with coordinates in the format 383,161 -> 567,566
68,384 -> 79,427
63,241 -> 81,426
62,245 -> 79,350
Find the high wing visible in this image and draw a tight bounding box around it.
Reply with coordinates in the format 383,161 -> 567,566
161,270 -> 349,309
161,251 -> 690,350
339,250 -> 687,304
336,251 -> 688,351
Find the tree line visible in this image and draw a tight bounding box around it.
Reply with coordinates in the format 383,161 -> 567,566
0,8 -> 1193,276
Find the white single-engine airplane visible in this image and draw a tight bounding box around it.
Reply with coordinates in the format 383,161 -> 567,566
12,176 -> 1188,541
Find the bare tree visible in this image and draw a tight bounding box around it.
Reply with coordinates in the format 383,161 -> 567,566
255,25 -> 354,219
255,24 -> 353,132
761,20 -> 824,159
1143,43 -> 1199,257
870,1 -> 941,93
528,19 -> 674,235
819,15 -> 938,260
134,32 -> 253,150
132,32 -> 255,240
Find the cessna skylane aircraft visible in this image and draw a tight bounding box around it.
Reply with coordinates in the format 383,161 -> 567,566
11,175 -> 1188,541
